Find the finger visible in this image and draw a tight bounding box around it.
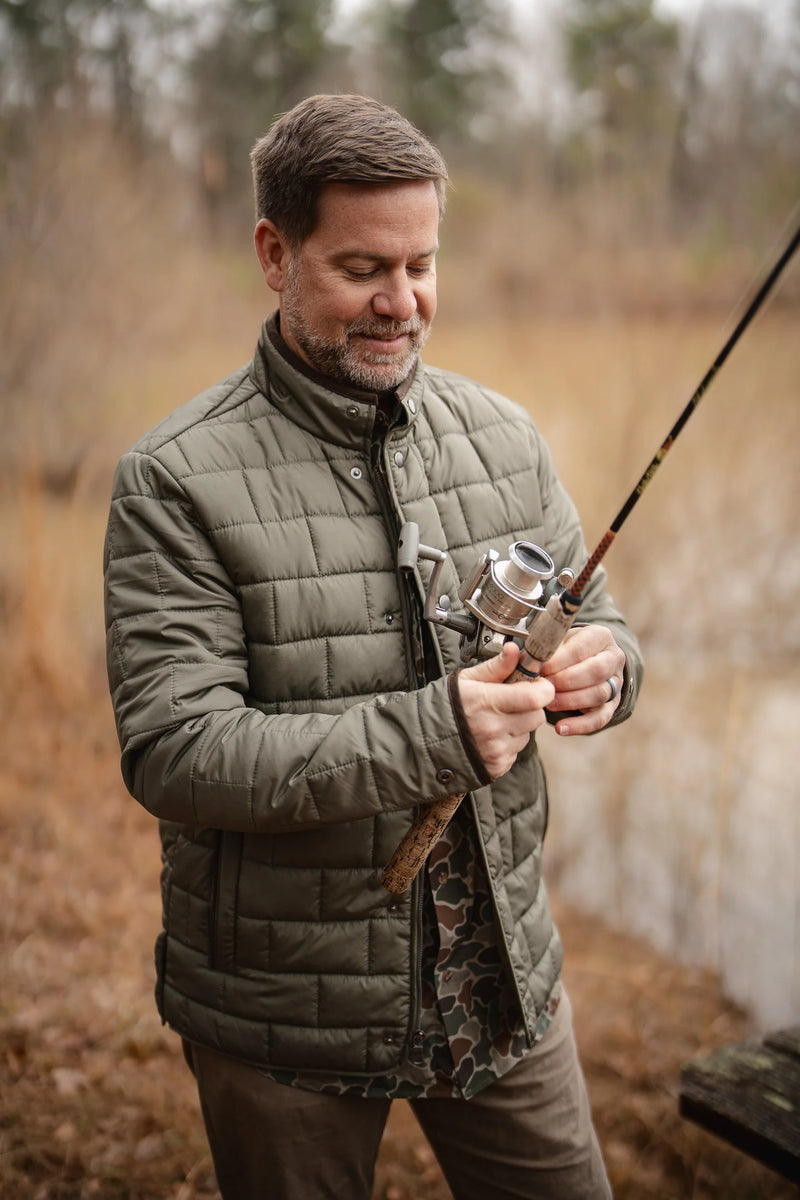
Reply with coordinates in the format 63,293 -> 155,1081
547,676 -> 620,712
480,708 -> 550,778
458,646 -> 555,714
460,640 -> 520,684
552,704 -> 614,737
503,697 -> 553,736
493,676 -> 556,714
541,625 -> 618,677
543,635 -> 625,697
544,659 -> 616,695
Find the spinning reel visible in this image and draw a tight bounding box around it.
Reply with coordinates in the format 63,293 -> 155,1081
397,522 -> 581,677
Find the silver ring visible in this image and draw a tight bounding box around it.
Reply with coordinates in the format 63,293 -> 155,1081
606,677 -> 619,703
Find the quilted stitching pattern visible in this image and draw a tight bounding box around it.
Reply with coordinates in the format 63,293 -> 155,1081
104,326 -> 642,1074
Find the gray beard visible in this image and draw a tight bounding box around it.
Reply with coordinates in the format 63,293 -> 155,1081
282,267 -> 430,391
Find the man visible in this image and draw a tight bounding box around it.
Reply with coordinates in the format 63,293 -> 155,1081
104,94 -> 642,1199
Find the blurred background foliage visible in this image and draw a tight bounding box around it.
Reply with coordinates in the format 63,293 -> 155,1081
2,0 -> 799,225
0,1 -> 797,422
1,0 -> 799,486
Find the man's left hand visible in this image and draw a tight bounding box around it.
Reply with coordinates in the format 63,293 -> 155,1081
539,625 -> 626,736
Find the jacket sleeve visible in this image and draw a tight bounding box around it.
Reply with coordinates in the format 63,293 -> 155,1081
103,450 -> 485,833
536,434 -> 643,725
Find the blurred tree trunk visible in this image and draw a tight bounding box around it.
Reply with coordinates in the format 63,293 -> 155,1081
359,0 -> 514,144
563,0 -> 681,171
183,0 -> 338,233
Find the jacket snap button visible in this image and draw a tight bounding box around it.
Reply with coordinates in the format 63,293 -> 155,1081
387,900 -> 400,913
393,451 -> 405,467
436,768 -> 455,785
384,612 -> 394,625
383,1033 -> 396,1045
350,466 -> 362,479
408,398 -> 417,413
346,404 -> 359,419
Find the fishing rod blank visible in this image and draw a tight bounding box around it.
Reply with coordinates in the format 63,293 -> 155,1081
568,217 -> 800,603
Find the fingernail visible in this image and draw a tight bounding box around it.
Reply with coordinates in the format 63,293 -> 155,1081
558,723 -> 570,736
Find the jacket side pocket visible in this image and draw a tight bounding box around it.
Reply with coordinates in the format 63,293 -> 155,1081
209,831 -> 244,972
154,930 -> 168,1023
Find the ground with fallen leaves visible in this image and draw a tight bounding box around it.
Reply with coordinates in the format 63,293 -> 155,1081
1,683 -> 795,1200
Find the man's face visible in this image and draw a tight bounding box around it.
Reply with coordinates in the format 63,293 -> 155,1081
273,180 -> 439,391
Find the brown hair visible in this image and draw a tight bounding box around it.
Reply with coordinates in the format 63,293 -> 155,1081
250,94 -> 448,245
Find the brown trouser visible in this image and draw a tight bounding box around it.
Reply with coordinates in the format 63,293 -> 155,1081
183,990 -> 612,1200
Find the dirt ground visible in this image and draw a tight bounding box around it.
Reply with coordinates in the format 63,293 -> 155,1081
1,685 -> 795,1200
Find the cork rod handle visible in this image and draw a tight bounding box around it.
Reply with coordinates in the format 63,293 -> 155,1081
381,792 -> 465,894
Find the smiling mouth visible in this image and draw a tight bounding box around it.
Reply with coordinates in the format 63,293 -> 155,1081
350,324 -> 418,354
357,331 -> 408,350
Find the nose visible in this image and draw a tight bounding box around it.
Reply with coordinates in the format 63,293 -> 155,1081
372,271 -> 417,322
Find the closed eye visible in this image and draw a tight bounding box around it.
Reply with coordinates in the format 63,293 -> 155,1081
341,257 -> 436,281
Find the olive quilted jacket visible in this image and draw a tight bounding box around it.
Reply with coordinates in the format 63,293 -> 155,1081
103,320 -> 642,1075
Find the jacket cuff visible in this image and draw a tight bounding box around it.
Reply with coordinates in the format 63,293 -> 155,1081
447,670 -> 493,788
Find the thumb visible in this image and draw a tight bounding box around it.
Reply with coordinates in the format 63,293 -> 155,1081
459,640 -> 521,684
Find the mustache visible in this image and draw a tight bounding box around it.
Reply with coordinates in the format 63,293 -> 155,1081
346,316 -> 424,339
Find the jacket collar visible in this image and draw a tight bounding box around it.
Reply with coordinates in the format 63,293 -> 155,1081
249,314 -> 425,449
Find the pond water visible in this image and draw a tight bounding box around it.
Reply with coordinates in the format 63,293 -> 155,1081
541,655 -> 800,1030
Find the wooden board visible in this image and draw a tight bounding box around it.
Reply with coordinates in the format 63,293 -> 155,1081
680,1026 -> 800,1183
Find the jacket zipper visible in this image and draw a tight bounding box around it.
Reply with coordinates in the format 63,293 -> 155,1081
368,420 -> 424,1058
468,790 -> 535,1046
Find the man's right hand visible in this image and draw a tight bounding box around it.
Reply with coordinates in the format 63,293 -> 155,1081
456,642 -> 555,779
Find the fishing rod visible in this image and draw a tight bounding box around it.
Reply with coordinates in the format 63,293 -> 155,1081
382,216 -> 800,895
568,216 -> 800,604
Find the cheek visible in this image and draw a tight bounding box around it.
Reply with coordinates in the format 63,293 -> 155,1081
419,281 -> 438,324
321,284 -> 372,327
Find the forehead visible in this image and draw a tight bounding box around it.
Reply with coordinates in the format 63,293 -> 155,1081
309,180 -> 440,255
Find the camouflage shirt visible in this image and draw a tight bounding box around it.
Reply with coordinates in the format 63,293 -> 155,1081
261,801 -> 561,1100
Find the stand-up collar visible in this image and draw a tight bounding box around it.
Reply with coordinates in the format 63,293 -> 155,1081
249,314 -> 425,449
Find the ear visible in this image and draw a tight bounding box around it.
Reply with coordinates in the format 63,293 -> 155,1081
254,219 -> 292,292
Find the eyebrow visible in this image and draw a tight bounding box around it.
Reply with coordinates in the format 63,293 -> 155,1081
333,244 -> 439,264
